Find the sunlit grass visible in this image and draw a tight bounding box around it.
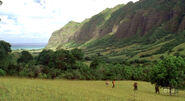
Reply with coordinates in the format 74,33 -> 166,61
0,77 -> 184,101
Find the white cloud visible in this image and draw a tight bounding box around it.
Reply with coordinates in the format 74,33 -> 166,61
0,0 -> 139,43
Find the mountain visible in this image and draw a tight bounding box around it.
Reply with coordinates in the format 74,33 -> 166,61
46,21 -> 81,49
46,4 -> 123,49
46,0 -> 185,62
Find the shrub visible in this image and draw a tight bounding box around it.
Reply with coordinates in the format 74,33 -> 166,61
19,71 -> 28,77
38,73 -> 47,79
177,48 -> 184,52
28,71 -> 35,78
0,69 -> 6,76
17,51 -> 33,63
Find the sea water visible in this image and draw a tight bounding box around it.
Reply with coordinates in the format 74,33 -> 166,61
11,43 -> 47,50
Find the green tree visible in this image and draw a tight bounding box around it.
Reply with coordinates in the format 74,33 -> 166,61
37,49 -> 54,65
0,41 -> 11,59
50,49 -> 75,70
71,48 -> 84,60
0,40 -> 12,68
150,56 -> 185,95
90,58 -> 99,69
17,51 -> 33,63
0,69 -> 6,76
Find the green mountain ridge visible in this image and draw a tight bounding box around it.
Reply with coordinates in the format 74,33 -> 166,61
46,0 -> 185,62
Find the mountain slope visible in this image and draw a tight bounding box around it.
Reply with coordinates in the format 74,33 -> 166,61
46,0 -> 185,61
46,4 -> 124,49
46,21 -> 81,49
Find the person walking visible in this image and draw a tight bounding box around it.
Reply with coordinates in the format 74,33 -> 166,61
112,80 -> 115,88
155,85 -> 160,94
105,81 -> 109,85
133,82 -> 138,91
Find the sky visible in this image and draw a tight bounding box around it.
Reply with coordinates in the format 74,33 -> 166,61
0,0 -> 138,44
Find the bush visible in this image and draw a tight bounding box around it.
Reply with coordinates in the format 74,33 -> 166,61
38,73 -> 47,79
174,52 -> 180,57
90,58 -> 100,69
0,69 -> 6,76
177,48 -> 184,52
28,71 -> 35,78
84,56 -> 91,61
17,51 -> 33,63
140,54 -> 152,58
19,71 -> 28,77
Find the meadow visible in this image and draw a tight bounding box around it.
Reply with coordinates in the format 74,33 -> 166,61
0,77 -> 184,101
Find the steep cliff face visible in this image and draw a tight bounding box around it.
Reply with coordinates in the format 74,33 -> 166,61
46,0 -> 185,49
46,21 -> 81,49
103,0 -> 185,38
72,5 -> 124,43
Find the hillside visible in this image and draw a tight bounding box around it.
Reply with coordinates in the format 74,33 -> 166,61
46,21 -> 81,49
46,0 -> 185,62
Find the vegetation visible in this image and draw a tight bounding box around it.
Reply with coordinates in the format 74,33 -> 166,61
1,0 -> 185,99
1,40 -> 185,91
151,56 -> 185,95
17,51 -> 33,63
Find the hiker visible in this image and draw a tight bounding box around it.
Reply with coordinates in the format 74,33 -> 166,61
112,80 -> 115,88
133,82 -> 138,91
155,85 -> 160,94
105,81 -> 109,85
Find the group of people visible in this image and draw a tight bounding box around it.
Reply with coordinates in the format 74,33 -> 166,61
105,81 -> 160,94
105,80 -> 116,88
105,80 -> 138,90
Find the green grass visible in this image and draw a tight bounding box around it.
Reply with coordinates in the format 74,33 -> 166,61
0,77 -> 185,101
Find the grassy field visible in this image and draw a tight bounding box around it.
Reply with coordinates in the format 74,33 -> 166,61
0,78 -> 185,101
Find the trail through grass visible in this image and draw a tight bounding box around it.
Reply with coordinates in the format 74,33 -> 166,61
0,77 -> 184,101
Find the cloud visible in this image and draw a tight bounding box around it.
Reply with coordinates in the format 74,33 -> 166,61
0,0 -> 139,43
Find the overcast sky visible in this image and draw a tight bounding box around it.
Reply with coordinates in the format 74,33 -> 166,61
0,0 -> 138,43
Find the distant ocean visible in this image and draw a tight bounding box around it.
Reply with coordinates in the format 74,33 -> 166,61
11,43 -> 47,50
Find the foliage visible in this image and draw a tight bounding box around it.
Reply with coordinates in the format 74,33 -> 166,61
0,41 -> 11,59
151,56 -> 185,95
49,49 -> 75,70
0,41 -> 12,68
155,32 -> 185,54
71,48 -> 84,60
90,58 -> 100,69
17,51 -> 33,63
37,49 -> 54,65
0,69 -> 6,76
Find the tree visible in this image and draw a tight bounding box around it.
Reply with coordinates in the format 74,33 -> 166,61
0,40 -> 12,68
50,49 -> 75,70
90,58 -> 99,69
0,40 -> 11,59
71,48 -> 84,60
17,51 -> 33,63
37,49 -> 54,65
150,56 -> 185,95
